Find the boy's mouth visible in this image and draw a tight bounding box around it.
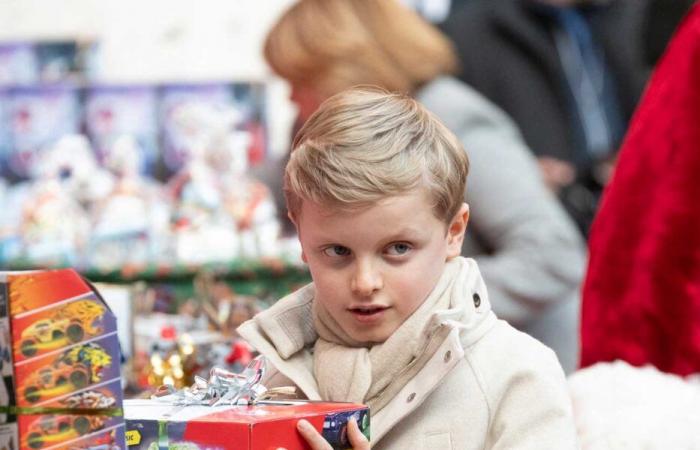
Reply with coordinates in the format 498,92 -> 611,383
348,305 -> 389,323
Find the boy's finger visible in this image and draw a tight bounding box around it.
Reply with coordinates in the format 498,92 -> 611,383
297,419 -> 332,450
347,418 -> 370,450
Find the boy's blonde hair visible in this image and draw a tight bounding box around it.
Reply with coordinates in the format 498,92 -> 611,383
285,87 -> 469,223
264,0 -> 458,97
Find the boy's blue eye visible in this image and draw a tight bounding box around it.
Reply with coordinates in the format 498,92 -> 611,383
323,245 -> 351,257
386,243 -> 411,256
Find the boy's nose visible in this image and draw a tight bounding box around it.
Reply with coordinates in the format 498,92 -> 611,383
351,261 -> 383,297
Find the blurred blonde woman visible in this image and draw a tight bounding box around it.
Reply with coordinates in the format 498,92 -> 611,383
266,0 -> 457,116
265,0 -> 585,372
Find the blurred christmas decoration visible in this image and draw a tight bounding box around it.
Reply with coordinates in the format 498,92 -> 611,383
129,271 -> 262,394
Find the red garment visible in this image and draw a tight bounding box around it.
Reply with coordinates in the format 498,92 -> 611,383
580,4 -> 700,376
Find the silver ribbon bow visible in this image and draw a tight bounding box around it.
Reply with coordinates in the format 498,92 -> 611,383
152,356 -> 267,407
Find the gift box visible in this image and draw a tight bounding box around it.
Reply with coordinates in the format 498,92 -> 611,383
0,269 -> 126,450
124,399 -> 370,450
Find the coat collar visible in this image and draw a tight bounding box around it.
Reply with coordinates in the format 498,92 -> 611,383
372,326 -> 462,443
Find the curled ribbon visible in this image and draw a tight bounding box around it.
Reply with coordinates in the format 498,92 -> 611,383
151,356 -> 268,407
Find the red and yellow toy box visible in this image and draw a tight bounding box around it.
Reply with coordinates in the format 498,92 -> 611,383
0,269 -> 126,450
124,399 -> 370,450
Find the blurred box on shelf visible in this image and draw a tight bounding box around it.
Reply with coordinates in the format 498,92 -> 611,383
93,283 -> 133,363
125,399 -> 369,450
0,41 -> 91,87
0,43 -> 39,86
5,85 -> 81,180
159,82 -> 267,177
160,83 -> 236,174
85,85 -> 159,174
0,269 -> 126,450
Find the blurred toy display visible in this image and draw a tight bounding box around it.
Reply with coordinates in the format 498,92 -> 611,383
160,84 -> 237,174
6,85 -> 81,179
0,107 -> 286,269
0,39 -> 283,272
0,41 -> 90,87
168,101 -> 280,264
128,273 -> 261,393
85,85 -> 159,173
0,177 -> 6,208
192,271 -> 262,337
0,43 -> 39,85
167,102 -> 244,264
89,135 -> 172,271
37,134 -> 115,208
12,136 -> 93,266
0,89 -> 11,165
0,90 -> 287,271
0,82 -> 268,184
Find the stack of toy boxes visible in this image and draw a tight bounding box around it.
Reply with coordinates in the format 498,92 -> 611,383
0,269 -> 125,450
125,399 -> 369,450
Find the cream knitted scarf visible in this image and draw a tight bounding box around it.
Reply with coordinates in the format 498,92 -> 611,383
312,257 -> 468,413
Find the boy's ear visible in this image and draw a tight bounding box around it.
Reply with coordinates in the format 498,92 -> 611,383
287,211 -> 298,228
446,203 -> 469,259
288,211 -> 308,263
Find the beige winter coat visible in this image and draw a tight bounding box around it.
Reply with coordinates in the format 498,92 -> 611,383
238,259 -> 579,449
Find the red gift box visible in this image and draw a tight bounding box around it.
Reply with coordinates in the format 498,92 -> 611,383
124,399 -> 370,450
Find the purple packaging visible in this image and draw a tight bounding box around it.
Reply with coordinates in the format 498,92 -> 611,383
85,85 -> 158,174
0,43 -> 39,86
159,84 -> 235,174
7,85 -> 81,179
0,89 -> 11,175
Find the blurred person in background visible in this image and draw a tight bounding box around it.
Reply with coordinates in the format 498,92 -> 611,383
443,0 -> 651,235
263,0 -> 585,372
399,0 -> 472,23
644,0 -> 695,66
581,3 -> 700,377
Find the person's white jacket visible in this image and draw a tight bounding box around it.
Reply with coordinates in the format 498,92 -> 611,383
238,259 -> 579,450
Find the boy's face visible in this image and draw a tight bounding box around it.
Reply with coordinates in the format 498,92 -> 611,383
294,190 -> 469,344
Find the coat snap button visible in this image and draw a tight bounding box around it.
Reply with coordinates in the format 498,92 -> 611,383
473,293 -> 481,308
444,351 -> 452,363
407,392 -> 416,403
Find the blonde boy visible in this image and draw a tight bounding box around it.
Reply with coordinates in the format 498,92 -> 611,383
238,88 -> 578,449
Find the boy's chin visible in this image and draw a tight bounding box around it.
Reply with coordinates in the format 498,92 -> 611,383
344,325 -> 394,346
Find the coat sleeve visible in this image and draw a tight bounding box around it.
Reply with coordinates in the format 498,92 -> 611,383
421,79 -> 586,326
479,323 -> 580,449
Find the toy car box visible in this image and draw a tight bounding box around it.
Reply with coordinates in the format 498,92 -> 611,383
0,269 -> 126,450
124,399 -> 369,450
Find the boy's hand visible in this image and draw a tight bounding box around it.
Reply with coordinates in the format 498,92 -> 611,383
277,418 -> 370,450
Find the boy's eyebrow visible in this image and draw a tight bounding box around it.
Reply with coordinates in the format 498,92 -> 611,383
380,227 -> 424,242
309,233 -> 347,245
310,228 -> 424,247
